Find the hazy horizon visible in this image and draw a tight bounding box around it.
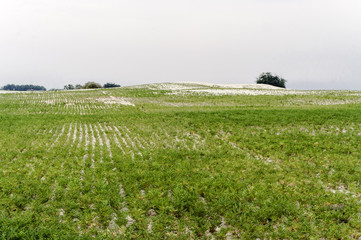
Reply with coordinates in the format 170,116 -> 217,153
1,0 -> 361,90
0,79 -> 359,91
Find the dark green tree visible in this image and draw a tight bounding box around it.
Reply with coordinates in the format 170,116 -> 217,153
256,72 -> 286,88
83,82 -> 102,89
103,83 -> 120,88
2,84 -> 46,91
64,84 -> 75,90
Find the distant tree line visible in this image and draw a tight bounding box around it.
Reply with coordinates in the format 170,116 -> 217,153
64,82 -> 120,90
1,84 -> 46,91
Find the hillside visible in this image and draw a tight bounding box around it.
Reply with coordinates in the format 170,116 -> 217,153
0,83 -> 361,239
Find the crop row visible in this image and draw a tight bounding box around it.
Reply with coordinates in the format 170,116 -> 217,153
0,91 -> 135,115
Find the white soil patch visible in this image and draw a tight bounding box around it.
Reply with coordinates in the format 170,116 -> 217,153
42,100 -> 56,105
71,88 -> 98,92
96,96 -> 135,106
127,82 -> 354,97
178,82 -> 284,90
0,90 -> 22,94
129,82 -> 285,91
171,88 -> 310,96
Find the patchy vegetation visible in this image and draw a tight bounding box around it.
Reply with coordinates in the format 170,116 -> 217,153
0,83 -> 360,239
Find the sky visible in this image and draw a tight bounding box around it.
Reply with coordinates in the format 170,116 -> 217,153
0,0 -> 361,90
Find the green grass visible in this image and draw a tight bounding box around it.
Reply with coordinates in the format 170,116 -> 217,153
0,86 -> 361,239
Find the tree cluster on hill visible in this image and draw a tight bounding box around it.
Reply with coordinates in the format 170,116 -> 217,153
256,72 -> 287,88
1,84 -> 46,91
84,82 -> 102,89
64,82 -> 120,90
103,83 -> 120,88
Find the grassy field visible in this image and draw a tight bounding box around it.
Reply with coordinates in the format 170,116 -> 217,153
0,83 -> 361,239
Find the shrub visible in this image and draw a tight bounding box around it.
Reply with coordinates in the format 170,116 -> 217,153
256,72 -> 286,88
83,82 -> 102,89
103,83 -> 121,88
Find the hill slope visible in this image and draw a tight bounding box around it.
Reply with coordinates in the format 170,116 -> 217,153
0,85 -> 361,239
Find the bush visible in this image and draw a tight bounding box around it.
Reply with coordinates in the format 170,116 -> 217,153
103,83 -> 121,88
83,82 -> 102,89
256,72 -> 286,88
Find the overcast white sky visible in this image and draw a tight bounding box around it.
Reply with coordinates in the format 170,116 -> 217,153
1,0 -> 361,90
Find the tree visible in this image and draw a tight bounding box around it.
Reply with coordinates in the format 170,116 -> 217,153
2,84 -> 46,91
64,84 -> 75,90
103,83 -> 120,88
256,72 -> 286,88
83,82 -> 102,89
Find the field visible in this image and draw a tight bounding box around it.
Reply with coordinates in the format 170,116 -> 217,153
0,83 -> 361,239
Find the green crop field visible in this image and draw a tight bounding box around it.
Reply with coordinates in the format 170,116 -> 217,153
0,83 -> 361,239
